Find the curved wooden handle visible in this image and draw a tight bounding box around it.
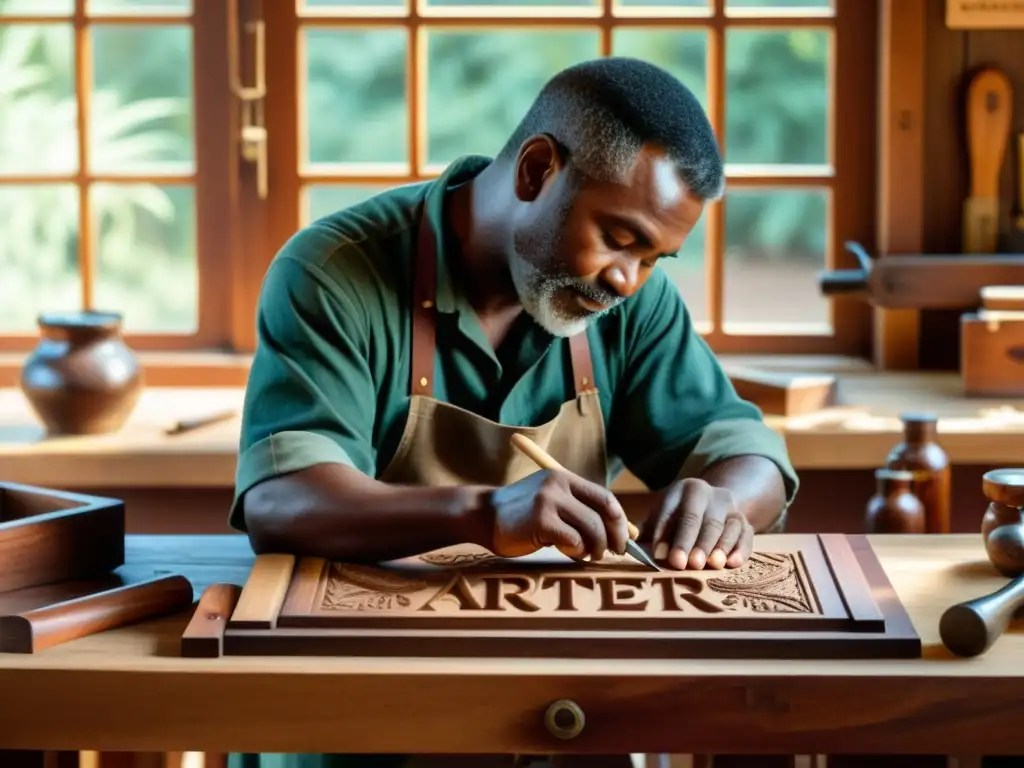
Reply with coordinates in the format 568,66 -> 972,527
939,572 -> 1024,657
0,574 -> 194,653
967,68 -> 1013,200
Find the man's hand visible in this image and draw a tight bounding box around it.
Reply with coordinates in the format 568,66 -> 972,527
483,470 -> 630,560
647,477 -> 753,570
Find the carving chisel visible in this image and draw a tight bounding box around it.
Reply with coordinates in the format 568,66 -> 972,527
509,433 -> 660,571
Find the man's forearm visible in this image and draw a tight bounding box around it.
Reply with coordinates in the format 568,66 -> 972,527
241,463 -> 495,561
700,454 -> 788,531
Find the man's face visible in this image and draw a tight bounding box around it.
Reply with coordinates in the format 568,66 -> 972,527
509,141 -> 705,337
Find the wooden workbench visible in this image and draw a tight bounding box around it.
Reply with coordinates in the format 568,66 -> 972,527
0,533 -> 1022,757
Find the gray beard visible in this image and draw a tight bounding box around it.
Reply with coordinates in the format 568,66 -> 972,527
508,249 -> 623,337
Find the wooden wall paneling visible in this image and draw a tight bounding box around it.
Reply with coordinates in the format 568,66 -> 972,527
873,0 -> 926,370
919,0 -> 968,369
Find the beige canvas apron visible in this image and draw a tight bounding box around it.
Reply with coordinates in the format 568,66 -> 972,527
378,212 -> 610,490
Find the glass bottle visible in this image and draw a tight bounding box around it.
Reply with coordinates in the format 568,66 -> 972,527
865,468 -> 926,533
885,412 -> 952,533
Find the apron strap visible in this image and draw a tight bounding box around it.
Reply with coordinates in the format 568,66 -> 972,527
411,212 -> 438,397
568,332 -> 596,395
410,208 -> 597,399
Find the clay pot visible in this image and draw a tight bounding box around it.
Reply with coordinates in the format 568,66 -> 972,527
19,310 -> 143,436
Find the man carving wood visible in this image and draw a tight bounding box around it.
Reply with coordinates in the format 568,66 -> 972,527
228,56 -> 800,768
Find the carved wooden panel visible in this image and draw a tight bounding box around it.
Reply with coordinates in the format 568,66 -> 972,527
194,534 -> 920,660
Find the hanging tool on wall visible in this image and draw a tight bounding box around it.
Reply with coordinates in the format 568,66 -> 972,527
963,67 -> 1013,254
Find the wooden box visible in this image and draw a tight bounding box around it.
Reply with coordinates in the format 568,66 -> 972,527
0,482 -> 125,594
185,533 -> 921,660
961,310 -> 1024,397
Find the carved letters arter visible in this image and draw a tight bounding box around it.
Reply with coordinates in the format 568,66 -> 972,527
318,550 -> 818,616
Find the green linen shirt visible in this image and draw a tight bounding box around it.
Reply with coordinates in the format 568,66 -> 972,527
230,155 -> 799,532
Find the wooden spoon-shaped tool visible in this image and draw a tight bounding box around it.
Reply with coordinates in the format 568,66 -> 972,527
963,67 -> 1013,254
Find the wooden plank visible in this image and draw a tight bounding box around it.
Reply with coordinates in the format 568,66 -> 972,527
181,583 -> 242,658
874,0 -> 926,369
818,534 -> 884,624
279,558 -> 326,617
228,554 -> 295,629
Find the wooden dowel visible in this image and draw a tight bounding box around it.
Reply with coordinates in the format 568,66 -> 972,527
510,433 -> 640,540
0,575 -> 194,654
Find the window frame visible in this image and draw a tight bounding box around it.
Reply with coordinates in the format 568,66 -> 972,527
0,0 -> 244,354
250,0 -> 876,358
0,0 -> 877,385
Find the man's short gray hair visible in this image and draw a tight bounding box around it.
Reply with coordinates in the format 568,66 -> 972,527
498,57 -> 725,201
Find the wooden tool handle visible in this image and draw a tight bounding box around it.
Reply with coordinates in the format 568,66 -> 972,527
0,574 -> 194,653
939,572 -> 1024,657
510,433 -> 640,540
181,583 -> 242,658
165,408 -> 237,435
966,68 -> 1013,200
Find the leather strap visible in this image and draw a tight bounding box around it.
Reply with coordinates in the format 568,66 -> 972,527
568,331 -> 596,395
409,208 -> 596,398
410,213 -> 438,397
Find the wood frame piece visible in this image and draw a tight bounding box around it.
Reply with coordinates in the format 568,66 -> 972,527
0,482 -> 125,594
874,0 -> 926,369
198,533 -> 921,660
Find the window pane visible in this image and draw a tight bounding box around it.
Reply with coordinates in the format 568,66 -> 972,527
0,0 -> 72,13
87,0 -> 191,14
613,0 -> 706,10
727,0 -> 830,8
304,28 -> 407,168
304,184 -> 397,225
426,0 -> 594,9
611,29 -> 707,108
725,29 -> 828,165
92,182 -> 197,332
0,25 -> 77,174
90,25 -> 194,174
723,188 -> 828,332
300,0 -> 404,10
659,213 -> 707,328
0,184 -> 80,331
425,30 -> 600,167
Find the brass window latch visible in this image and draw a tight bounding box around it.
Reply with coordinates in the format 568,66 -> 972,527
229,16 -> 267,200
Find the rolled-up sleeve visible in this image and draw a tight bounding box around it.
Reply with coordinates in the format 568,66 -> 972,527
607,269 -> 799,528
230,252 -> 377,531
